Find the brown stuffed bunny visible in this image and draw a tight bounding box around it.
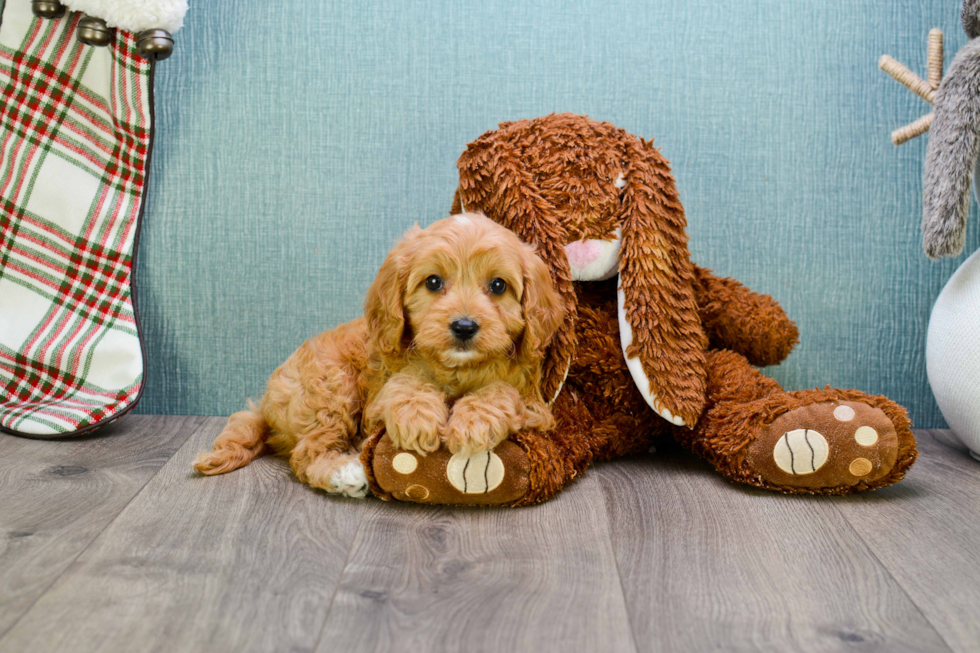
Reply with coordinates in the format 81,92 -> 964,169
363,113 -> 918,505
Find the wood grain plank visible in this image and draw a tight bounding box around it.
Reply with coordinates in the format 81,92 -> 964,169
316,473 -> 637,653
598,443 -> 952,653
0,417 -> 366,653
0,415 -> 202,637
834,430 -> 980,653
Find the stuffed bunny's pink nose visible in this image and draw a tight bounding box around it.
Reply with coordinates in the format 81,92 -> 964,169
566,239 -> 602,270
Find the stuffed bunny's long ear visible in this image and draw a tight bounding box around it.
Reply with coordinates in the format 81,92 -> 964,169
617,137 -> 707,427
456,129 -> 577,402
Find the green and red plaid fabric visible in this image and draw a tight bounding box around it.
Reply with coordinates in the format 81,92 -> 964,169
0,1 -> 153,437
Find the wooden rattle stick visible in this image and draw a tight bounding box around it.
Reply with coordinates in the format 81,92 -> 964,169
928,28 -> 944,90
880,29 -> 943,145
879,55 -> 936,104
892,112 -> 934,146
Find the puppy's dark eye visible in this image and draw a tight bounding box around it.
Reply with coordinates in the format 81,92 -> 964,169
425,275 -> 443,292
489,278 -> 507,295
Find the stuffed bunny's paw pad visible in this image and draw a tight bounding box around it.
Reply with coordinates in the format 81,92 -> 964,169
746,401 -> 901,491
372,435 -> 529,505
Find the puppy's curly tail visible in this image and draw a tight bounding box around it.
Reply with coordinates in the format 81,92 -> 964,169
193,403 -> 270,475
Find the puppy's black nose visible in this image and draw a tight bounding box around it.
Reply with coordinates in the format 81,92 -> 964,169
450,318 -> 479,341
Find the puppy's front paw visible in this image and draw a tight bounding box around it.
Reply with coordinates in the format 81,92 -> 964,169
299,454 -> 370,498
444,392 -> 523,457
330,461 -> 370,498
385,395 -> 449,456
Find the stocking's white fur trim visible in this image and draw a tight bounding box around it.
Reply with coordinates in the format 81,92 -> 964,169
62,0 -> 188,33
617,286 -> 686,426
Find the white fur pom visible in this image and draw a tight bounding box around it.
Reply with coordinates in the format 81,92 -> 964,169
330,461 -> 369,499
61,0 -> 188,34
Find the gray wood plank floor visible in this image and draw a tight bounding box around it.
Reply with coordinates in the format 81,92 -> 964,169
1,418 -> 977,653
0,415 -> 202,636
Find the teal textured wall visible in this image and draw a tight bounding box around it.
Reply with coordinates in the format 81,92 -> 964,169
136,0 -> 974,427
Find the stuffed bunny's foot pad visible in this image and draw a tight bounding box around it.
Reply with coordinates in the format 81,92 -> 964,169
746,401 -> 902,491
371,435 -> 530,505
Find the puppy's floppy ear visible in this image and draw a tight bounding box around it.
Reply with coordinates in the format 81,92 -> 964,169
518,244 -> 565,363
364,226 -> 421,357
456,122 -> 577,402
616,136 -> 707,427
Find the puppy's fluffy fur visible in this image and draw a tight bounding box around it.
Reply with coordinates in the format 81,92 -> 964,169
193,214 -> 564,497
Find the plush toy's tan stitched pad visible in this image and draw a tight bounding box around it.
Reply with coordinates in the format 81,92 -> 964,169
747,401 -> 899,488
372,435 -> 529,505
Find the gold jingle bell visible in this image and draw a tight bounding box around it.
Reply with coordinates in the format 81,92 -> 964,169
31,0 -> 67,19
136,29 -> 174,62
77,15 -> 114,47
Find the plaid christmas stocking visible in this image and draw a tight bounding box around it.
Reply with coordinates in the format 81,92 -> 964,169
0,1 -> 154,437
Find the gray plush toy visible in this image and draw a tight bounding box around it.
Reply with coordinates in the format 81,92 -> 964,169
881,2 -> 980,462
881,0 -> 980,258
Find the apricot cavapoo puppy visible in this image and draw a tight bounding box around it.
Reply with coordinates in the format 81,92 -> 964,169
193,214 -> 564,497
